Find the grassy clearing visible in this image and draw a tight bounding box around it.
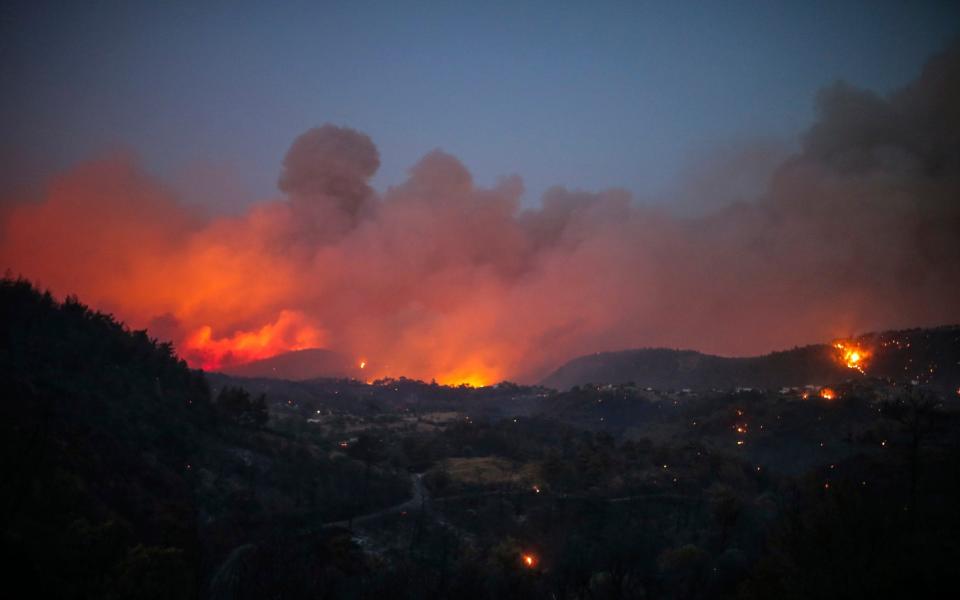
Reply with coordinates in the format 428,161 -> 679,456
441,456 -> 539,486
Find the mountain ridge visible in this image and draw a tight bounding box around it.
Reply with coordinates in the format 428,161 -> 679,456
218,347 -> 358,380
541,325 -> 960,391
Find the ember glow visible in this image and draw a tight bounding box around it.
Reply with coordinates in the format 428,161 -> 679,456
820,387 -> 837,400
522,553 -> 537,568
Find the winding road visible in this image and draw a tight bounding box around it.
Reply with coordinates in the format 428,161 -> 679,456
321,472 -> 695,531
323,473 -> 427,529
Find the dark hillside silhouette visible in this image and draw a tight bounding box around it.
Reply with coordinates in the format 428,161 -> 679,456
0,278 -> 408,598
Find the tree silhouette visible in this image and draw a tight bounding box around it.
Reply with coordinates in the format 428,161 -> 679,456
216,386 -> 269,428
880,386 -> 942,513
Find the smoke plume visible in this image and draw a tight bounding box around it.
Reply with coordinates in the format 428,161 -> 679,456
2,45 -> 959,384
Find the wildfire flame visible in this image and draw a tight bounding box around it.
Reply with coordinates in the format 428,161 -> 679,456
182,310 -> 325,371
522,553 -> 536,568
441,376 -> 488,388
435,363 -> 496,388
833,341 -> 869,373
820,387 -> 836,400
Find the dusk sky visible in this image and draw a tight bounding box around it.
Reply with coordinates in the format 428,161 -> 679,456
3,1 -> 958,207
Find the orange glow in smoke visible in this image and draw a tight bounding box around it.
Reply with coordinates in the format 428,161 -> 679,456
820,387 -> 836,400
522,553 -> 537,568
6,146 -> 938,388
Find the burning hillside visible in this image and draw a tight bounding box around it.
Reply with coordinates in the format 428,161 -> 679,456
834,340 -> 870,373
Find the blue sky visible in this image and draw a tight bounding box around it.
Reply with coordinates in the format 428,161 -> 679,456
2,0 -> 958,208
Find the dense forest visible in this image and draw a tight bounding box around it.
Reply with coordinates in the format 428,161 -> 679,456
0,278 -> 407,598
3,277 -> 960,599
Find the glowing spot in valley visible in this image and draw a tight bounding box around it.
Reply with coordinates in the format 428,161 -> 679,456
820,387 -> 836,400
522,553 -> 537,568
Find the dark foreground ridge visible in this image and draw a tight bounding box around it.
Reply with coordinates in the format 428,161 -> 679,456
0,279 -> 409,598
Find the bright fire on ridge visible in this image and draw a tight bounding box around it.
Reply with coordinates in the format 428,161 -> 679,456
183,310 -> 325,371
833,340 -> 870,373
180,314 -> 497,386
354,357 -> 494,388
434,362 -> 497,388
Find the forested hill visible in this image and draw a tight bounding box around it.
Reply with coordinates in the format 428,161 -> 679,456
0,278 -> 409,598
541,326 -> 960,391
1,278 -> 215,597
